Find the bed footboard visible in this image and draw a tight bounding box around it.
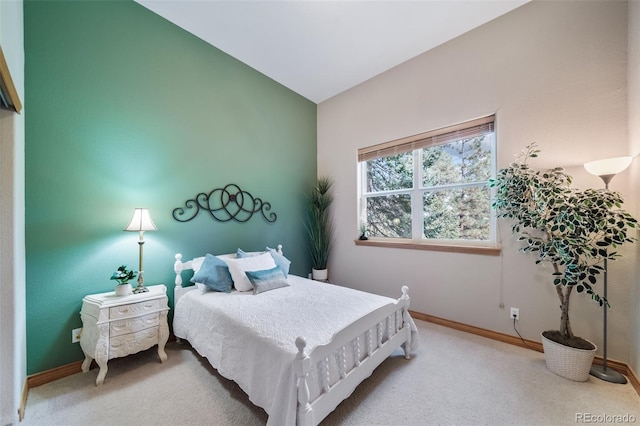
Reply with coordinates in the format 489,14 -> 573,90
294,286 -> 412,426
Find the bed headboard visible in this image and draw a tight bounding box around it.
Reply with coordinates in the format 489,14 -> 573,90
173,245 -> 284,303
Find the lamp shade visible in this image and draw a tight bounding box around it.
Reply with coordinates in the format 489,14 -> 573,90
584,156 -> 633,177
124,208 -> 157,232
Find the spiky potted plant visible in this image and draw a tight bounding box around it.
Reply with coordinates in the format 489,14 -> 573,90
489,144 -> 636,381
305,177 -> 334,281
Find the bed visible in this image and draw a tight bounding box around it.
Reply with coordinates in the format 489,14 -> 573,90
172,245 -> 418,426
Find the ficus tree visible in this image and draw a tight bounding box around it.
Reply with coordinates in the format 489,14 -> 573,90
489,144 -> 636,347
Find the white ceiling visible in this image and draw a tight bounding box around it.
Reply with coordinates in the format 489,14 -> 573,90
136,0 -> 529,103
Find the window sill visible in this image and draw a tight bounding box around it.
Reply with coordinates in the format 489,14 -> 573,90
354,238 -> 501,256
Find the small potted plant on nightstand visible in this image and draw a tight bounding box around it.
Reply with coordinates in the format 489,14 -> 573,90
110,265 -> 136,296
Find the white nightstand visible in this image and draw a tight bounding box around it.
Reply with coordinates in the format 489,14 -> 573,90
79,284 -> 169,385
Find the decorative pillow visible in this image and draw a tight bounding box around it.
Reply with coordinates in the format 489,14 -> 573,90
191,256 -> 206,273
246,266 -> 289,295
190,253 -> 233,293
225,252 -> 277,292
236,248 -> 262,258
266,246 -> 291,278
216,253 -> 237,261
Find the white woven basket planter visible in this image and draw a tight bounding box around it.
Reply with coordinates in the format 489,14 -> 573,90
541,332 -> 597,382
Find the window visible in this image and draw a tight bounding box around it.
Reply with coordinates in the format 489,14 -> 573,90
357,115 -> 496,248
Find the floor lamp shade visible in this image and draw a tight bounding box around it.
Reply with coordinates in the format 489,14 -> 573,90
584,156 -> 632,186
124,208 -> 157,293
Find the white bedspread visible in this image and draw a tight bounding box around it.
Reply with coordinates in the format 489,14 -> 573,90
173,275 -> 417,426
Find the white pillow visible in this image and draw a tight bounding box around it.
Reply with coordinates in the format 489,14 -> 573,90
225,252 -> 277,292
191,256 -> 206,273
192,253 -> 241,273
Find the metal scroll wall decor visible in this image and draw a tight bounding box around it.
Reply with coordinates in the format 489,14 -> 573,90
172,183 -> 277,223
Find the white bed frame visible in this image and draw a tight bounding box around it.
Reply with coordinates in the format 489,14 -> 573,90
173,246 -> 413,426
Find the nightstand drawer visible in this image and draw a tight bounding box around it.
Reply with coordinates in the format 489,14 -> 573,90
109,327 -> 159,359
110,299 -> 161,320
110,312 -> 159,337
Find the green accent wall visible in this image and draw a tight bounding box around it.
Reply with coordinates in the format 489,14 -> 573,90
25,0 -> 316,374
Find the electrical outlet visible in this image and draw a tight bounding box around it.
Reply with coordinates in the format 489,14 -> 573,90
510,308 -> 520,321
72,328 -> 82,343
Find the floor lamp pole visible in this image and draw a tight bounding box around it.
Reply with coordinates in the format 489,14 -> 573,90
589,180 -> 626,384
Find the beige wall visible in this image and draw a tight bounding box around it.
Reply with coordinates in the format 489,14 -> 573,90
0,0 -> 25,424
318,1 -> 636,363
629,0 -> 640,375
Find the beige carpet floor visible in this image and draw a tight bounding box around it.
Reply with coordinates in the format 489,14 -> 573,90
21,320 -> 640,426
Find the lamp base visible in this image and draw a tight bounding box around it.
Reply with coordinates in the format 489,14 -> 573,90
132,285 -> 149,294
589,364 -> 627,384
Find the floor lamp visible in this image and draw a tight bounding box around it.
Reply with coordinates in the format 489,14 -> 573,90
124,208 -> 157,294
584,156 -> 633,384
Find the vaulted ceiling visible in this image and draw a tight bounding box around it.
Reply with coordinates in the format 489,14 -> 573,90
136,1 -> 529,103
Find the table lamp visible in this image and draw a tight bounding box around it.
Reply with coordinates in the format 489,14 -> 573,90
124,208 -> 157,294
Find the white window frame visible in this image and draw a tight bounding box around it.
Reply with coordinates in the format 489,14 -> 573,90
357,115 -> 498,251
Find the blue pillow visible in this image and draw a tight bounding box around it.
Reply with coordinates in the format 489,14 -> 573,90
266,247 -> 291,278
245,266 -> 289,295
190,253 -> 233,293
236,248 -> 259,258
